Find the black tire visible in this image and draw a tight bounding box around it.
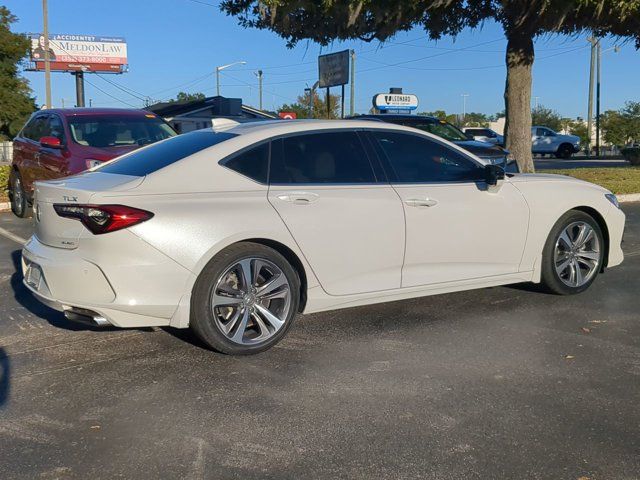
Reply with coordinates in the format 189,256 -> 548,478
9,169 -> 31,218
555,143 -> 574,159
540,210 -> 605,295
190,242 -> 300,355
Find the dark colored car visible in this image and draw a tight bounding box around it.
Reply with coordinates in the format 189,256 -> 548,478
9,108 -> 176,217
351,114 -> 517,172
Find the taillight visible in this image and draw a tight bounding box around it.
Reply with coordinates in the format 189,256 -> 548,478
53,204 -> 154,235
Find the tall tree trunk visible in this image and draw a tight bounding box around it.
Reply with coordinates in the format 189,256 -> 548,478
504,33 -> 535,173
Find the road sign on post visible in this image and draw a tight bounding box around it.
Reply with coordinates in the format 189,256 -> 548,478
319,50 -> 350,119
318,50 -> 350,88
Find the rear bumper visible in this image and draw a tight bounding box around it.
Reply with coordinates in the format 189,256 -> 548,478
22,234 -> 194,328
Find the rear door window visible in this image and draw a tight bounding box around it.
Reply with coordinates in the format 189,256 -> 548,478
270,131 -> 376,184
97,131 -> 238,176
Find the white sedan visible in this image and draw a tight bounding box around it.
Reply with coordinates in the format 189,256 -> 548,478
22,120 -> 625,354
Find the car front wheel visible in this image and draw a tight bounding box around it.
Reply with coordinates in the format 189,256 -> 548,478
540,210 -> 605,295
555,143 -> 574,159
190,242 -> 300,355
9,170 -> 31,218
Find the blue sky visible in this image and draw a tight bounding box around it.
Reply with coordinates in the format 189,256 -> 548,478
5,0 -> 638,117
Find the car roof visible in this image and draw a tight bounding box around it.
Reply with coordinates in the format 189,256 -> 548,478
221,119 -> 418,137
39,108 -> 157,118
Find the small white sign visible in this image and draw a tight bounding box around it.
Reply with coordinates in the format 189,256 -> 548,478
373,93 -> 419,111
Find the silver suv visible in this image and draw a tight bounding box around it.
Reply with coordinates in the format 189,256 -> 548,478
532,126 -> 581,159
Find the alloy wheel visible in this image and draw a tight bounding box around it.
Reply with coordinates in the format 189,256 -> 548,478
211,257 -> 292,345
12,176 -> 24,216
554,221 -> 601,288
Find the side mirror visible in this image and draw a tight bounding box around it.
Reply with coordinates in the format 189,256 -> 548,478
484,164 -> 505,186
39,136 -> 62,149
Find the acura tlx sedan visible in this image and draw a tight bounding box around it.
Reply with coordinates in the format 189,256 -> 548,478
22,120 -> 625,354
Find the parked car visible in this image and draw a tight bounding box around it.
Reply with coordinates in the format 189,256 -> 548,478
9,108 -> 176,218
532,126 -> 581,159
352,114 -> 517,172
462,127 -> 504,146
22,120 -> 625,355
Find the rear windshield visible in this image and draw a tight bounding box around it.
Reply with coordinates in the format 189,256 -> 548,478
68,115 -> 176,148
96,131 -> 238,176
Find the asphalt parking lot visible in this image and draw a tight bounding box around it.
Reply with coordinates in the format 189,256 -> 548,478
0,206 -> 639,480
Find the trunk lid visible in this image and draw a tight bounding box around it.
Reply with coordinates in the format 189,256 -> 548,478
34,172 -> 143,249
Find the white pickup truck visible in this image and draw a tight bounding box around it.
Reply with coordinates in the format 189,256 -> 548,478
532,126 -> 581,159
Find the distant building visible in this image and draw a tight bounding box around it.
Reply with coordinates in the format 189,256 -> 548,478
147,96 -> 276,133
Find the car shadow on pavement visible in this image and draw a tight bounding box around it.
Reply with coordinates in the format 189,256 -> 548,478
0,348 -> 9,408
9,249 -> 116,332
161,327 -> 213,352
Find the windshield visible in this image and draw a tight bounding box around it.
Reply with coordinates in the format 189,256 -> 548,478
68,115 -> 176,148
408,120 -> 468,142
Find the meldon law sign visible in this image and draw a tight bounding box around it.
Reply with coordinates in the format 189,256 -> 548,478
373,92 -> 419,112
29,33 -> 128,73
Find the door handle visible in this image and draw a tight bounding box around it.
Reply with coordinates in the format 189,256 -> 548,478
405,198 -> 438,208
277,192 -> 319,205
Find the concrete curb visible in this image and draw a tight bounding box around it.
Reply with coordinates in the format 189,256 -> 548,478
0,202 -> 9,213
618,194 -> 640,203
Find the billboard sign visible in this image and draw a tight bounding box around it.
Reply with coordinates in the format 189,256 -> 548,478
278,112 -> 297,120
29,34 -> 127,73
318,50 -> 349,88
373,93 -> 419,111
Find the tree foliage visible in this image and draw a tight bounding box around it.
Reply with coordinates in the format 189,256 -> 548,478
0,7 -> 36,140
169,91 -> 206,103
279,90 -> 341,119
221,0 -> 640,172
531,105 -> 563,131
601,101 -> 640,146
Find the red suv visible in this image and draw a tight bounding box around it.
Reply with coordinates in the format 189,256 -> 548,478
9,108 -> 176,217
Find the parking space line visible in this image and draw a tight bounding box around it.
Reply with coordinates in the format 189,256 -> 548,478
0,226 -> 27,245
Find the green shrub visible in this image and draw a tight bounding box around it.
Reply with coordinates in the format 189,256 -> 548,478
0,165 -> 10,202
621,147 -> 640,166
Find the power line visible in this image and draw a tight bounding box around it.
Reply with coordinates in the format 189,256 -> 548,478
83,77 -> 138,107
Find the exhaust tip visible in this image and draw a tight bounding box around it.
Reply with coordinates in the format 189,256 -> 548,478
64,307 -> 111,327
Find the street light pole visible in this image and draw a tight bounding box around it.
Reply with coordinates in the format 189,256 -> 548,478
42,0 -> 52,108
596,41 -> 601,157
587,37 -> 597,154
215,61 -> 247,97
461,94 -> 469,125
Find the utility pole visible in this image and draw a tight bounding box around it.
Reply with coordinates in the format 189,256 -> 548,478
256,70 -> 263,110
533,96 -> 540,110
587,37 -> 597,154
42,0 -> 52,108
349,50 -> 355,116
596,40 -> 601,157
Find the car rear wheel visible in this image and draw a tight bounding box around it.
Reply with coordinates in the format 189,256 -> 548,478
190,242 -> 300,355
540,210 -> 604,295
9,170 -> 31,218
555,143 -> 574,159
